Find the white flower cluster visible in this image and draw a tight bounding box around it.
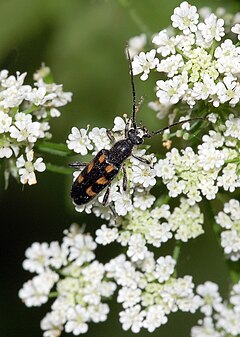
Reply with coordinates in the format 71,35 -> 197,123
132,1 -> 240,109
19,224 -> 116,336
106,254 -> 201,333
215,199 -> 240,261
0,65 -> 72,185
96,199 -> 204,258
155,115 -> 240,205
67,116 -> 157,218
191,280 -> 240,336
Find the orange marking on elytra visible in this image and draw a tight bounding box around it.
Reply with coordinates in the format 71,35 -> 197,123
105,165 -> 114,173
96,176 -> 108,185
98,154 -> 106,163
77,174 -> 84,183
86,186 -> 97,197
87,161 -> 94,173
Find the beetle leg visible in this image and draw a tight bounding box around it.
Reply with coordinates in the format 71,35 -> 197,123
122,165 -> 127,191
132,154 -> 151,165
102,185 -> 111,206
69,161 -> 88,169
109,203 -> 117,217
106,129 -> 116,144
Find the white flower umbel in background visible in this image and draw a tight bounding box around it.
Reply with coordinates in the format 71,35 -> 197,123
215,199 -> 240,261
0,65 -> 72,186
19,224 -> 116,337
132,1 -> 240,111
191,280 -> 240,337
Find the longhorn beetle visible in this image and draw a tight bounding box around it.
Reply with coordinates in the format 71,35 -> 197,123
70,48 -> 204,207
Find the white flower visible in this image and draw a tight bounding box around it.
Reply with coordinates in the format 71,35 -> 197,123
127,234 -> 148,262
112,191 -> 133,216
112,116 -> 126,132
142,305 -> 168,332
154,256 -> 176,283
68,233 -> 96,266
23,242 -> 50,273
231,23 -> 240,40
198,13 -> 225,43
192,74 -> 217,100
26,87 -> 55,106
66,127 -> 93,155
9,112 -> 41,143
0,110 -> 12,133
224,115 -> 240,139
133,192 -> 155,211
197,281 -> 222,316
40,311 -> 64,337
197,143 -> 225,171
88,127 -> 111,152
88,303 -> 109,323
148,100 -> 171,120
16,150 -> 46,185
128,34 -> 147,58
119,305 -> 145,333
19,270 -> 59,307
157,54 -> 184,77
191,317 -> 222,337
152,29 -> 176,56
117,287 -> 141,308
131,164 -> 156,188
0,137 -> 19,158
216,75 -> 240,106
156,75 -> 188,105
171,1 -> 199,35
48,242 -> 68,269
95,225 -> 119,245
132,50 -> 159,80
65,305 -> 89,335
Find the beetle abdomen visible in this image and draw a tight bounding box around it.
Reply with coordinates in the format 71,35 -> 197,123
70,149 -> 120,205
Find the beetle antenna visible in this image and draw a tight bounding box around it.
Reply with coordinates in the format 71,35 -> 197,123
126,45 -> 137,129
152,117 -> 206,135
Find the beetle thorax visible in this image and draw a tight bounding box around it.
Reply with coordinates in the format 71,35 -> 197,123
127,126 -> 151,145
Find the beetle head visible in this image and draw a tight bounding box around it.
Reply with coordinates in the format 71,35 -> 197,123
128,126 -> 151,145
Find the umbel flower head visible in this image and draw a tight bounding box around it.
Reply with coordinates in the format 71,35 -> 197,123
19,224 -> 202,336
132,1 -> 240,109
0,65 -> 72,187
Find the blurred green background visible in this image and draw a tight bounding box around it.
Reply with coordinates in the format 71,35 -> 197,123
0,1 -> 239,337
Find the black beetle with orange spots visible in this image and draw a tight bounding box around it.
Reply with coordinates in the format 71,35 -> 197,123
70,48 -> 205,209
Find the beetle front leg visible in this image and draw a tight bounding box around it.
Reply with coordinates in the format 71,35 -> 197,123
106,129 -> 116,144
132,154 -> 151,165
69,161 -> 88,169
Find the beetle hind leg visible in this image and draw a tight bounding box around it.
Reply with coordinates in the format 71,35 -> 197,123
102,185 -> 111,206
122,165 -> 128,191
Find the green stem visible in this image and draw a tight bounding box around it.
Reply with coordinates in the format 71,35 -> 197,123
22,105 -> 38,114
46,163 -> 72,175
118,0 -> 152,37
225,157 -> 239,164
36,141 -> 73,157
173,241 -> 181,262
173,241 -> 181,277
49,291 -> 58,298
